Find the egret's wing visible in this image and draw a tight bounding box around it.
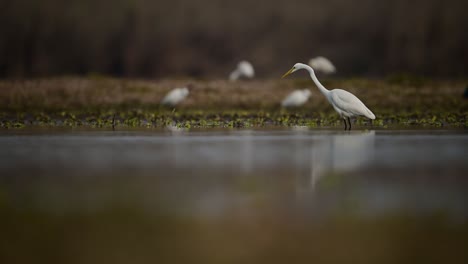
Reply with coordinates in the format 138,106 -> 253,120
282,91 -> 303,107
321,59 -> 336,73
330,89 -> 374,118
161,89 -> 180,105
309,57 -> 336,73
229,70 -> 240,81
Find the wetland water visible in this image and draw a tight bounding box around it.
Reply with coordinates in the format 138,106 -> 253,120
1,129 -> 467,263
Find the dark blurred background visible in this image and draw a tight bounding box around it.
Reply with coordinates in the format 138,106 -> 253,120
0,0 -> 467,78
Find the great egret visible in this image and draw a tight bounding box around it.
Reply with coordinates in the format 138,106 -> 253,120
281,89 -> 312,108
282,63 -> 375,130
229,61 -> 255,81
160,86 -> 191,107
308,56 -> 336,74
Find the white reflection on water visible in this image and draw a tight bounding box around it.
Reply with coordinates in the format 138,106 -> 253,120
183,130 -> 378,216
239,130 -> 254,173
309,131 -> 375,188
0,130 -> 467,218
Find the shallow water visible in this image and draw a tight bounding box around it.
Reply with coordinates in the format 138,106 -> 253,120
1,129 -> 467,263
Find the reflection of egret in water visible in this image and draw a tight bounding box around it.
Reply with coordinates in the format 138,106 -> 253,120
160,130 -> 376,216
238,130 -> 254,173
308,131 -> 375,190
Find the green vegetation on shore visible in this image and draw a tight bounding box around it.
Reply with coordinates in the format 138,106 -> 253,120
0,77 -> 466,129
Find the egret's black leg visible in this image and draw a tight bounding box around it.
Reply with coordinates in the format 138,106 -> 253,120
343,118 -> 347,130
347,117 -> 352,130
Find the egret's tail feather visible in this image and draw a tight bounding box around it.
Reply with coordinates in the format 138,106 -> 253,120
229,70 -> 240,81
366,109 -> 376,119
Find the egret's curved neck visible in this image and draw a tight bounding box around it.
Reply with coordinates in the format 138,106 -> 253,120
304,65 -> 330,96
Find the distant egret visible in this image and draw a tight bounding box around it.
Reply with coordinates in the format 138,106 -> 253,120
160,86 -> 191,107
229,61 -> 255,81
281,89 -> 312,108
308,56 -> 336,74
282,63 -> 375,130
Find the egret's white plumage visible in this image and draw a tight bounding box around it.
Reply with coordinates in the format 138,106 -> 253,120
308,56 -> 336,74
281,89 -> 312,107
282,63 -> 375,130
229,60 -> 255,81
160,87 -> 190,106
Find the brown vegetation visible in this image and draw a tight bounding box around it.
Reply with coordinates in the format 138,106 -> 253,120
0,77 -> 466,128
0,77 -> 466,111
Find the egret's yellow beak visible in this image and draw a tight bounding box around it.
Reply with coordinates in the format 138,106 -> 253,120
282,68 -> 294,78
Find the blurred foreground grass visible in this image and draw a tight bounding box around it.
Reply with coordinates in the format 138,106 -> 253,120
0,77 -> 466,129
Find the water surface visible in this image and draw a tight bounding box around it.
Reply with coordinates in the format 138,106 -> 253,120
1,129 -> 467,264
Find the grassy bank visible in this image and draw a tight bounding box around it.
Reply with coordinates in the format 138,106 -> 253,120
0,77 -> 466,129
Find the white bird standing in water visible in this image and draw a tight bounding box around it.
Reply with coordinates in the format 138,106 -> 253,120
308,56 -> 336,74
281,89 -> 312,108
229,61 -> 255,81
160,86 -> 191,107
282,63 -> 375,130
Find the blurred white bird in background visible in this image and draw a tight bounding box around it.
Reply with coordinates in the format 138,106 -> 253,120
308,56 -> 336,74
282,63 -> 375,130
160,85 -> 191,107
229,60 -> 255,81
281,89 -> 312,108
